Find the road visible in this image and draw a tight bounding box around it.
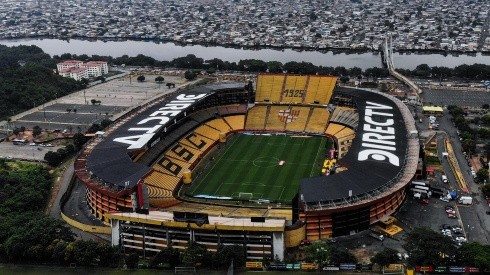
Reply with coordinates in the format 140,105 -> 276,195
435,109 -> 490,243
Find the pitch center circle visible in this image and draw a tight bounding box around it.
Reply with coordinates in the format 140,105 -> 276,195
253,157 -> 280,168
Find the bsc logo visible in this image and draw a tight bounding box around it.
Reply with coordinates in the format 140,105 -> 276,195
278,109 -> 300,123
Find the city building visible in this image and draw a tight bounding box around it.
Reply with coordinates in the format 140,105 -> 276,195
56,60 -> 108,80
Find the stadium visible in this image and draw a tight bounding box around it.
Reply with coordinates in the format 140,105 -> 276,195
74,74 -> 418,261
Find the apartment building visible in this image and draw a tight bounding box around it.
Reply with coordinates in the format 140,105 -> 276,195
57,60 -> 108,80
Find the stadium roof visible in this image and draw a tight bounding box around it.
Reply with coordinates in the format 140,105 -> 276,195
300,88 -> 409,203
86,82 -> 246,189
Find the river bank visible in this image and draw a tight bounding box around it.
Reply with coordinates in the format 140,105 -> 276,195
2,38 -> 490,70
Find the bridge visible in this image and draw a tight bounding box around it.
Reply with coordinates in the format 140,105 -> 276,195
383,36 -> 423,95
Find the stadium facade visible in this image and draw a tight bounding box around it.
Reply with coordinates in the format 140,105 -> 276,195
74,75 -> 418,260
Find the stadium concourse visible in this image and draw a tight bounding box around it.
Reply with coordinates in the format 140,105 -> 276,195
73,74 -> 418,261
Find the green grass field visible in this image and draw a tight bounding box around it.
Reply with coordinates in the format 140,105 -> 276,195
187,134 -> 327,203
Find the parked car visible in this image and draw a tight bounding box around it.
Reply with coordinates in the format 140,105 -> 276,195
455,236 -> 467,243
440,196 -> 450,202
440,224 -> 451,230
447,213 -> 457,219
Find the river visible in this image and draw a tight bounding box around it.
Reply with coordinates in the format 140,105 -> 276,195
1,38 -> 490,70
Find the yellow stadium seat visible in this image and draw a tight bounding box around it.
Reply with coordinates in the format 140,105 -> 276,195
304,107 -> 330,133
245,106 -> 268,130
255,75 -> 285,102
224,115 -> 245,130
281,75 -> 308,103
325,123 -> 345,136
194,125 -> 221,141
205,118 -> 231,133
285,106 -> 310,132
265,106 -> 287,130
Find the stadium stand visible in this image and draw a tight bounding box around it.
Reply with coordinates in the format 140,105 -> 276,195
329,107 -> 359,129
265,105 -> 287,130
304,76 -> 336,104
304,107 -> 330,133
325,123 -> 345,136
255,75 -> 285,102
335,127 -> 355,140
179,133 -> 215,152
281,75 -> 308,103
245,105 -> 268,130
194,124 -> 221,141
148,168 -> 182,187
284,106 -> 311,132
205,118 -> 232,133
224,115 -> 245,131
165,144 -> 200,164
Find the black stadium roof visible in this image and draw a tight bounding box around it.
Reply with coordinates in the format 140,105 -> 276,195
300,88 -> 409,203
86,83 -> 246,189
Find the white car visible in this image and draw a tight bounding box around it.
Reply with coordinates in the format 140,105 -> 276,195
455,236 -> 467,243
29,143 -> 37,146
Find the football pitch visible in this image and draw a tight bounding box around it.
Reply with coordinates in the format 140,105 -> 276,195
187,133 -> 328,203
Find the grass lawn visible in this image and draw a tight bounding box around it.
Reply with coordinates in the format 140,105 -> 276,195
187,133 -> 328,203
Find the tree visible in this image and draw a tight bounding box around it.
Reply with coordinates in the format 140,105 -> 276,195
304,242 -> 329,269
155,76 -> 165,83
181,241 -> 210,267
95,76 -> 105,82
339,75 -> 350,84
13,128 -> 20,136
32,125 -> 42,137
371,248 -> 400,267
476,168 -> 489,183
73,133 -> 87,150
266,61 -> 283,73
136,75 -> 145,82
213,245 -> 246,269
65,144 -> 75,154
86,123 -> 101,133
483,104 -> 489,109
328,245 -> 357,265
20,126 -> 25,133
44,151 -> 61,166
184,70 -> 197,81
457,243 -> 490,271
482,184 -> 490,197
100,119 -> 112,129
150,246 -> 181,268
125,253 -> 139,269
403,227 -> 457,267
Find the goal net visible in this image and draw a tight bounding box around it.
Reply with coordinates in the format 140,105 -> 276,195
238,192 -> 253,200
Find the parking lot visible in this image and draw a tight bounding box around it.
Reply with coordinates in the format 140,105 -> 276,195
0,142 -> 63,162
421,89 -> 490,107
2,73 -> 187,132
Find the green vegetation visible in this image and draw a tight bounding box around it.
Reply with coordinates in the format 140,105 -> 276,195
402,227 -> 490,270
0,161 -> 73,263
426,155 -> 441,166
303,242 -> 357,269
187,134 -> 327,203
447,105 -> 490,155
371,248 -> 400,267
0,161 -> 122,266
0,45 -> 86,121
